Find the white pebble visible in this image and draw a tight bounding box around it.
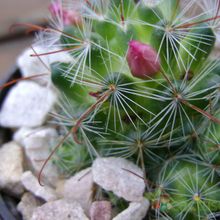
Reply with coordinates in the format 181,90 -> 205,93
14,127 -> 59,185
31,200 -> 89,220
113,198 -> 150,220
17,46 -> 73,86
17,192 -> 43,220
0,81 -> 56,128
0,141 -> 24,195
92,157 -> 145,202
21,171 -> 57,202
63,168 -> 93,215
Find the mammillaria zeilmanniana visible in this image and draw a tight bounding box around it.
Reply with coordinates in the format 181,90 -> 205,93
31,0 -> 220,219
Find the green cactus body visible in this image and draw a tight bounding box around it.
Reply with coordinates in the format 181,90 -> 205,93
109,23 -> 142,56
138,5 -> 163,43
39,0 -> 220,219
94,20 -> 117,41
176,24 -> 215,76
51,62 -> 93,105
160,0 -> 180,20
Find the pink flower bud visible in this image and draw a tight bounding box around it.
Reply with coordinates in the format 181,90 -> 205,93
49,1 -> 82,26
127,40 -> 160,79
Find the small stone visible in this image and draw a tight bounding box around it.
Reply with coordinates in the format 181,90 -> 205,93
55,179 -> 65,198
0,141 -> 24,195
17,193 -> 43,220
17,46 -> 73,86
113,198 -> 150,220
14,127 -> 58,152
14,127 -> 34,146
0,81 -> 56,128
21,171 -> 57,202
31,200 -> 89,220
92,157 -> 145,202
90,201 -> 112,220
14,127 -> 59,185
63,168 -> 93,215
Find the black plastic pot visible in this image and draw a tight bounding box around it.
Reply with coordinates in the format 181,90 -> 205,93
0,66 -> 21,146
0,66 -> 22,220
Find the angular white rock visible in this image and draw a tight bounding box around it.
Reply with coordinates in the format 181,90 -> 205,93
21,171 -> 57,202
14,127 -> 35,146
0,141 -> 24,195
63,168 -> 93,215
17,46 -> 73,86
92,157 -> 145,202
17,192 -> 43,220
113,198 -> 150,220
0,81 -> 56,128
31,200 -> 89,220
14,126 -> 58,152
14,127 -> 59,185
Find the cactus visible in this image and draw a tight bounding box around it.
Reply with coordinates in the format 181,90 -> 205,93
33,0 -> 220,219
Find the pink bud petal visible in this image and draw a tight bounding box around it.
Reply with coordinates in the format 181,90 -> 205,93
64,11 -> 82,26
49,1 -> 82,26
49,1 -> 62,16
127,40 -> 160,79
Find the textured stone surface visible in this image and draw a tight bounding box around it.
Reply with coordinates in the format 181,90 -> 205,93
0,141 -> 24,195
31,200 -> 89,220
92,157 -> 145,202
90,201 -> 112,220
21,171 -> 57,202
14,126 -> 59,185
113,198 -> 150,220
0,81 -> 56,128
17,192 -> 43,220
63,168 -> 93,215
17,46 -> 73,86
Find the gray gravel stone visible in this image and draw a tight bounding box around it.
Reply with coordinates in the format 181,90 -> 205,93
31,199 -> 89,220
92,157 -> 145,202
0,141 -> 24,195
21,171 -> 57,202
63,168 -> 93,215
14,127 -> 59,185
17,192 -> 43,220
